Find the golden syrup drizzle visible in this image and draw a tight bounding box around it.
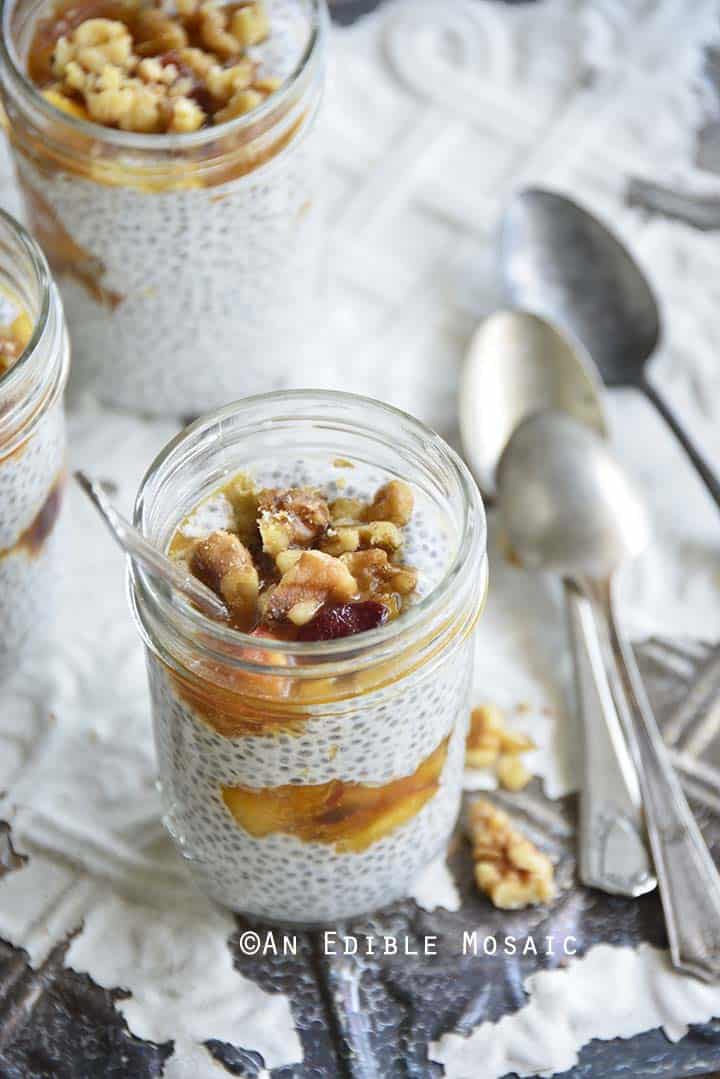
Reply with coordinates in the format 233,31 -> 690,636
221,736 -> 450,853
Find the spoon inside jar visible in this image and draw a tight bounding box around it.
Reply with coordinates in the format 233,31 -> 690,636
75,471 -> 229,622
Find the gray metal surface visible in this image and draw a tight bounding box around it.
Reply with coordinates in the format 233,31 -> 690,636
2,636 -> 720,1077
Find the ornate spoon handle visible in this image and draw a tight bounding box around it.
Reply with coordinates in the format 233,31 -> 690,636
565,581 -> 655,897
592,578 -> 720,982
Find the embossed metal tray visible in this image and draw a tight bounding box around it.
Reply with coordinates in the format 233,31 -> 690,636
2,637 -> 720,1078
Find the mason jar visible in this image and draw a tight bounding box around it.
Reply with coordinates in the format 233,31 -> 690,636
0,208 -> 69,681
0,0 -> 327,415
130,390 -> 487,924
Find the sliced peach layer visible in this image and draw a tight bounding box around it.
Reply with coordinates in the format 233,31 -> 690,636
221,736 -> 449,853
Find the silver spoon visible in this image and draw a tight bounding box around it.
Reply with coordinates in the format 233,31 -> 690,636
500,188 -> 720,509
498,412 -> 720,981
460,311 -> 655,898
460,310 -> 607,499
74,471 -> 229,622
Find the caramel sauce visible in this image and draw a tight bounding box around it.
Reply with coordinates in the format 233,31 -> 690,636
170,653 -> 306,738
0,472 -> 64,559
221,735 -> 450,853
19,178 -> 124,309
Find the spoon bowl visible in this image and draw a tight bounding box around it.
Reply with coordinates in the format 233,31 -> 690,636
500,188 -> 660,387
463,333 -> 653,895
496,411 -> 651,579
459,309 -> 607,497
500,186 -> 720,510
495,410 -> 720,982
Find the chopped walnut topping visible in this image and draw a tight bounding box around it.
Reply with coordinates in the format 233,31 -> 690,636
330,497 -> 366,524
275,549 -> 304,575
496,755 -> 532,792
320,527 -> 361,557
135,9 -> 188,56
205,59 -> 254,99
169,96 -> 206,133
222,472 -> 260,547
190,530 -> 258,626
264,551 -> 358,622
36,0 -> 280,133
199,1 -> 242,59
258,487 -> 331,556
365,480 -> 414,527
468,798 -> 556,910
340,548 -> 418,600
178,46 -> 215,78
357,521 -> 403,552
216,87 -> 263,124
231,2 -> 271,47
53,19 -> 133,76
176,469 -> 421,638
287,599 -> 323,627
465,704 -> 535,791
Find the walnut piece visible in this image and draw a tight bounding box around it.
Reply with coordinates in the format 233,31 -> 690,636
468,798 -> 556,910
199,1 -> 242,59
134,9 -> 188,55
365,480 -> 414,526
190,530 -> 259,626
258,487 -> 331,556
496,754 -> 532,792
275,549 -> 303,575
341,548 -> 417,599
181,470 -> 420,633
53,19 -> 133,76
222,472 -> 260,547
320,527 -> 361,557
206,58 -> 255,99
465,704 -> 535,790
231,2 -> 271,46
264,551 -> 358,622
215,87 -> 263,124
330,497 -> 366,524
357,521 -> 403,552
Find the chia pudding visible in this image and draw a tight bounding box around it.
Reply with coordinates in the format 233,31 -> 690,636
131,392 -> 487,924
0,210 -> 69,682
0,0 -> 326,414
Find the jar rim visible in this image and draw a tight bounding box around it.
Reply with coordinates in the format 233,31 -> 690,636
130,389 -> 487,672
0,0 -> 326,153
0,206 -> 52,395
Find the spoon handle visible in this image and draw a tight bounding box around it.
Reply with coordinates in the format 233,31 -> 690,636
642,378 -> 720,510
593,579 -> 720,982
75,472 -> 229,622
565,581 -> 656,897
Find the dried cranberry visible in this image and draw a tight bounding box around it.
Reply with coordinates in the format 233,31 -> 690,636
297,601 -> 389,642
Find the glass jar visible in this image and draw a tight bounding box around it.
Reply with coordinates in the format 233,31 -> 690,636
130,390 -> 487,925
0,0 -> 327,415
0,208 -> 69,681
